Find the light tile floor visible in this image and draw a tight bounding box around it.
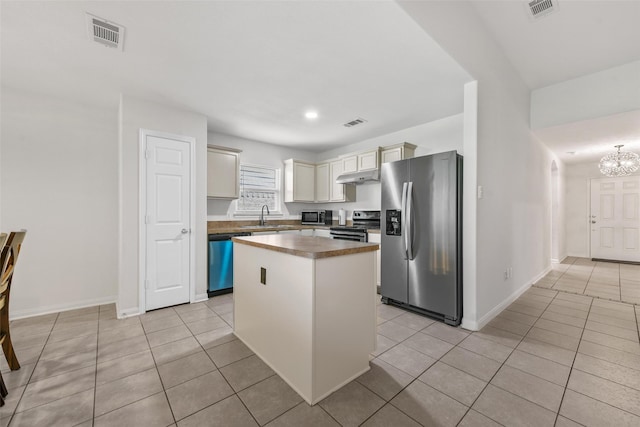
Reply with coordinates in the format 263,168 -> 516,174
1,289 -> 639,426
534,257 -> 640,305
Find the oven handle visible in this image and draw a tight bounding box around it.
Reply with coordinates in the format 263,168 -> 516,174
332,235 -> 365,242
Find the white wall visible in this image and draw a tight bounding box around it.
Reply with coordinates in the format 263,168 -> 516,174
531,61 -> 640,129
400,1 -> 560,329
1,87 -> 118,318
207,114 -> 464,220
118,96 -> 208,317
206,132 -> 318,219
317,113 -> 464,215
565,162 -> 640,258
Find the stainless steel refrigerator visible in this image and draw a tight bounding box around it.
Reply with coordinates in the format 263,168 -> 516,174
380,151 -> 462,326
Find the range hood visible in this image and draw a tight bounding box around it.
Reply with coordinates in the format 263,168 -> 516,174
335,169 -> 380,184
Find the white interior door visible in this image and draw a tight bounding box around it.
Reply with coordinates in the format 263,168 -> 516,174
590,176 -> 640,262
145,134 -> 191,311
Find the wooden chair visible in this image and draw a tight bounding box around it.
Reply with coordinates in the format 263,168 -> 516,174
0,230 -> 27,372
0,233 -> 8,406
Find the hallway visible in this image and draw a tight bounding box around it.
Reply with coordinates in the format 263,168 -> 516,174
535,257 -> 640,305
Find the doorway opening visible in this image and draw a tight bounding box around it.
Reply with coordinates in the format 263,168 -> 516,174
551,160 -> 561,263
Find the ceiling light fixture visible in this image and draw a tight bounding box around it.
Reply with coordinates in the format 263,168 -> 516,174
305,111 -> 318,120
598,145 -> 639,177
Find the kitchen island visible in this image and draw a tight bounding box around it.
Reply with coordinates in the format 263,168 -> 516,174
232,234 -> 378,405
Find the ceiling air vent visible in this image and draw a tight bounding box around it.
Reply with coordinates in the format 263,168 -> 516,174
526,0 -> 558,20
86,13 -> 125,51
343,117 -> 368,128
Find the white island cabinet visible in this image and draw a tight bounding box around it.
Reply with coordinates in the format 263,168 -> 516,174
232,234 -> 378,405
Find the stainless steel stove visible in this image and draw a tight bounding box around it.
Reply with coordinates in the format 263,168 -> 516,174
330,210 -> 380,242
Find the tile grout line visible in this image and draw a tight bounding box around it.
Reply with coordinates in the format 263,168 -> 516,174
551,289 -> 594,427
6,312 -> 60,426
141,308 -> 184,426
174,301 -> 263,426
451,292 -> 557,426
92,309 -> 102,427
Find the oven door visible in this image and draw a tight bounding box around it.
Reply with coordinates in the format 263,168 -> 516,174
330,230 -> 367,242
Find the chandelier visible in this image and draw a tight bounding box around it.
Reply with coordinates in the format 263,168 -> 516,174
598,145 -> 639,177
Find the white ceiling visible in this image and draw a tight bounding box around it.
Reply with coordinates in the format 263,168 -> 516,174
534,110 -> 640,164
0,0 -> 471,152
471,0 -> 640,90
2,1 -> 638,161
470,0 -> 640,166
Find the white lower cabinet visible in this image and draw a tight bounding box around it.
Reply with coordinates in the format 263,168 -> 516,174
313,229 -> 332,239
300,229 -> 314,237
368,233 -> 381,290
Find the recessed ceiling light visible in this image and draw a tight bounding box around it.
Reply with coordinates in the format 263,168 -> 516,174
305,111 -> 318,120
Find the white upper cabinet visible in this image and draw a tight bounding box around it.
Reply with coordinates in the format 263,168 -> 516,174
284,159 -> 315,202
357,149 -> 379,171
330,159 -> 355,202
207,145 -> 241,199
341,148 -> 379,173
342,155 -> 358,174
315,162 -> 330,202
381,142 -> 417,164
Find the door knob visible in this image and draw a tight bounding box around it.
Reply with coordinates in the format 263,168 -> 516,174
181,229 -> 189,234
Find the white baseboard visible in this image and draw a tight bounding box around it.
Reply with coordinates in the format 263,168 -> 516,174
550,255 -> 567,264
117,307 -> 142,319
10,296 -> 117,321
194,293 -> 209,303
532,264 -> 552,284
462,266 -> 553,332
567,252 -> 588,258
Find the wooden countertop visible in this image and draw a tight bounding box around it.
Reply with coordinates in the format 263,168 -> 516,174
232,234 -> 379,259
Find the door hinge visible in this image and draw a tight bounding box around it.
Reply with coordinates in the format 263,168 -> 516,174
145,215 -> 151,224
145,149 -> 151,159
145,279 -> 150,289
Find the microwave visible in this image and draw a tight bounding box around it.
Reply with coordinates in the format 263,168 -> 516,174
301,210 -> 333,225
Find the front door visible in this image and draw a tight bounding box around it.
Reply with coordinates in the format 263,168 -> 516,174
145,133 -> 192,311
590,176 -> 640,262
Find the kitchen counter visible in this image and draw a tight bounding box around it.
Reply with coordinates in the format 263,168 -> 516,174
232,234 -> 378,259
208,220 -> 381,236
208,219 -> 343,234
233,233 -> 376,405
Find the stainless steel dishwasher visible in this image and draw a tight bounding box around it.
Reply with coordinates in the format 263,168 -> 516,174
208,232 -> 250,297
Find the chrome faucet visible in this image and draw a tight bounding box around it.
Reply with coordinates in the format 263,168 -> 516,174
259,204 -> 270,226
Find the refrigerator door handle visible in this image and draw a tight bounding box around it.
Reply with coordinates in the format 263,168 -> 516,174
401,182 -> 408,260
407,182 -> 414,260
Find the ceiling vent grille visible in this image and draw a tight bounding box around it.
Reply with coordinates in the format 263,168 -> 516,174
526,0 -> 558,20
86,13 -> 125,51
343,117 -> 368,128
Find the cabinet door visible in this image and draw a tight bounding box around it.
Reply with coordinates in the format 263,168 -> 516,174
315,163 -> 330,202
342,155 -> 358,174
330,160 -> 345,201
358,150 -> 379,171
207,148 -> 239,199
314,229 -> 332,238
368,233 -> 381,290
294,162 -> 315,202
381,147 -> 402,164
